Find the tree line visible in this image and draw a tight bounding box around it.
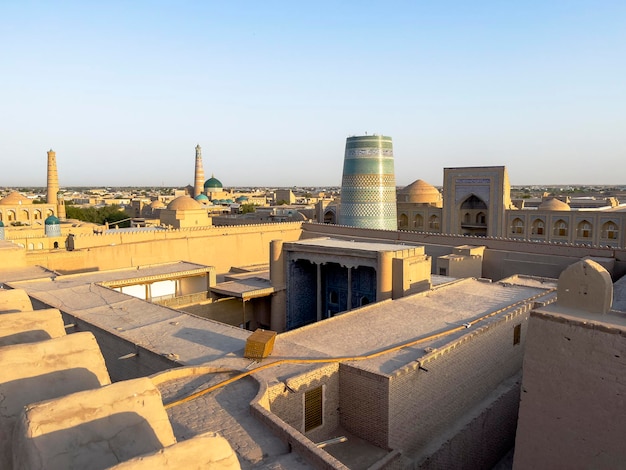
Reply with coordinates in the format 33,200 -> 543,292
65,204 -> 131,228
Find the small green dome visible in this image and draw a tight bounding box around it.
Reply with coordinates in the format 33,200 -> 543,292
0,220 -> 4,227
204,175 -> 223,190
44,215 -> 60,225
195,194 -> 209,202
224,199 -> 233,204
235,196 -> 248,203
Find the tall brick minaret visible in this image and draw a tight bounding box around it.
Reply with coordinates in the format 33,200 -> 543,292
46,149 -> 65,219
339,135 -> 397,230
193,144 -> 205,198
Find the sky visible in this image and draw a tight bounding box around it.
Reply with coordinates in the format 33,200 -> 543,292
1,1 -> 625,188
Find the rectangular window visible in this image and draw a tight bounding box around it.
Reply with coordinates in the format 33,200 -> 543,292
304,386 -> 323,432
513,324 -> 521,345
439,268 -> 447,276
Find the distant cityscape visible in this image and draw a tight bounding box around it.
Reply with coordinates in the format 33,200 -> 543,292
0,139 -> 624,470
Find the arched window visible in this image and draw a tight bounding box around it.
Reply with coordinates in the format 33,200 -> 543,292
602,221 -> 619,240
398,213 -> 408,229
323,210 -> 336,224
34,209 -> 42,220
577,220 -> 592,238
429,215 -> 440,230
414,214 -> 424,229
360,296 -> 370,306
511,218 -> 524,234
553,219 -> 568,237
8,210 -> 16,222
463,212 -> 471,224
476,212 -> 486,225
329,290 -> 338,304
531,219 -> 544,235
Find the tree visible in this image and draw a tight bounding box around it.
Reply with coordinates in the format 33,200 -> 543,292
65,204 -> 131,228
240,203 -> 256,214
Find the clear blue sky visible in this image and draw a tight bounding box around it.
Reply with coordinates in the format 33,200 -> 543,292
1,1 -> 624,187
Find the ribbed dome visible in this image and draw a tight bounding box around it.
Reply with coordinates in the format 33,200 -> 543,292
0,191 -> 32,206
44,215 -> 60,225
398,180 -> 441,204
538,198 -> 571,211
204,175 -> 223,190
167,196 -> 202,211
150,200 -> 166,209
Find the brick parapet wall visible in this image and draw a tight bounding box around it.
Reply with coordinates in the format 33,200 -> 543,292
250,404 -> 349,470
338,364 -> 389,449
25,222 -> 303,273
251,363 -> 349,470
303,222 -> 621,258
416,375 -> 522,469
263,363 -> 340,443
303,222 -> 626,279
388,302 -> 535,460
69,222 -> 304,250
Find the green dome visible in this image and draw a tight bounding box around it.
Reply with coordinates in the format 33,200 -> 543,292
0,220 -> 4,227
44,215 -> 60,225
195,194 -> 209,202
204,175 -> 223,190
235,196 -> 248,203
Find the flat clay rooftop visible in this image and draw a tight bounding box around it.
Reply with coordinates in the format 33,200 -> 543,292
8,262 -> 249,365
2,262 -> 558,469
273,277 -> 556,375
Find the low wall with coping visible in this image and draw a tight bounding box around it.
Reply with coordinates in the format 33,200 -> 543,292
303,223 -> 626,280
252,365 -> 349,470
27,222 -> 303,273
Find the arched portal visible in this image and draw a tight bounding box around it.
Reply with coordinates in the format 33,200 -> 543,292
602,221 -> 619,241
459,195 -> 488,236
414,214 -> 424,230
577,220 -> 592,239
398,213 -> 408,229
323,210 -> 336,224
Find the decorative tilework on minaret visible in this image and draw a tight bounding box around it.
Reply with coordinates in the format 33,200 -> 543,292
193,144 -> 205,198
339,135 -> 397,230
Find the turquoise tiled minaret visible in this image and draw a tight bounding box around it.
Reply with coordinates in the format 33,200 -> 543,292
339,135 -> 397,230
